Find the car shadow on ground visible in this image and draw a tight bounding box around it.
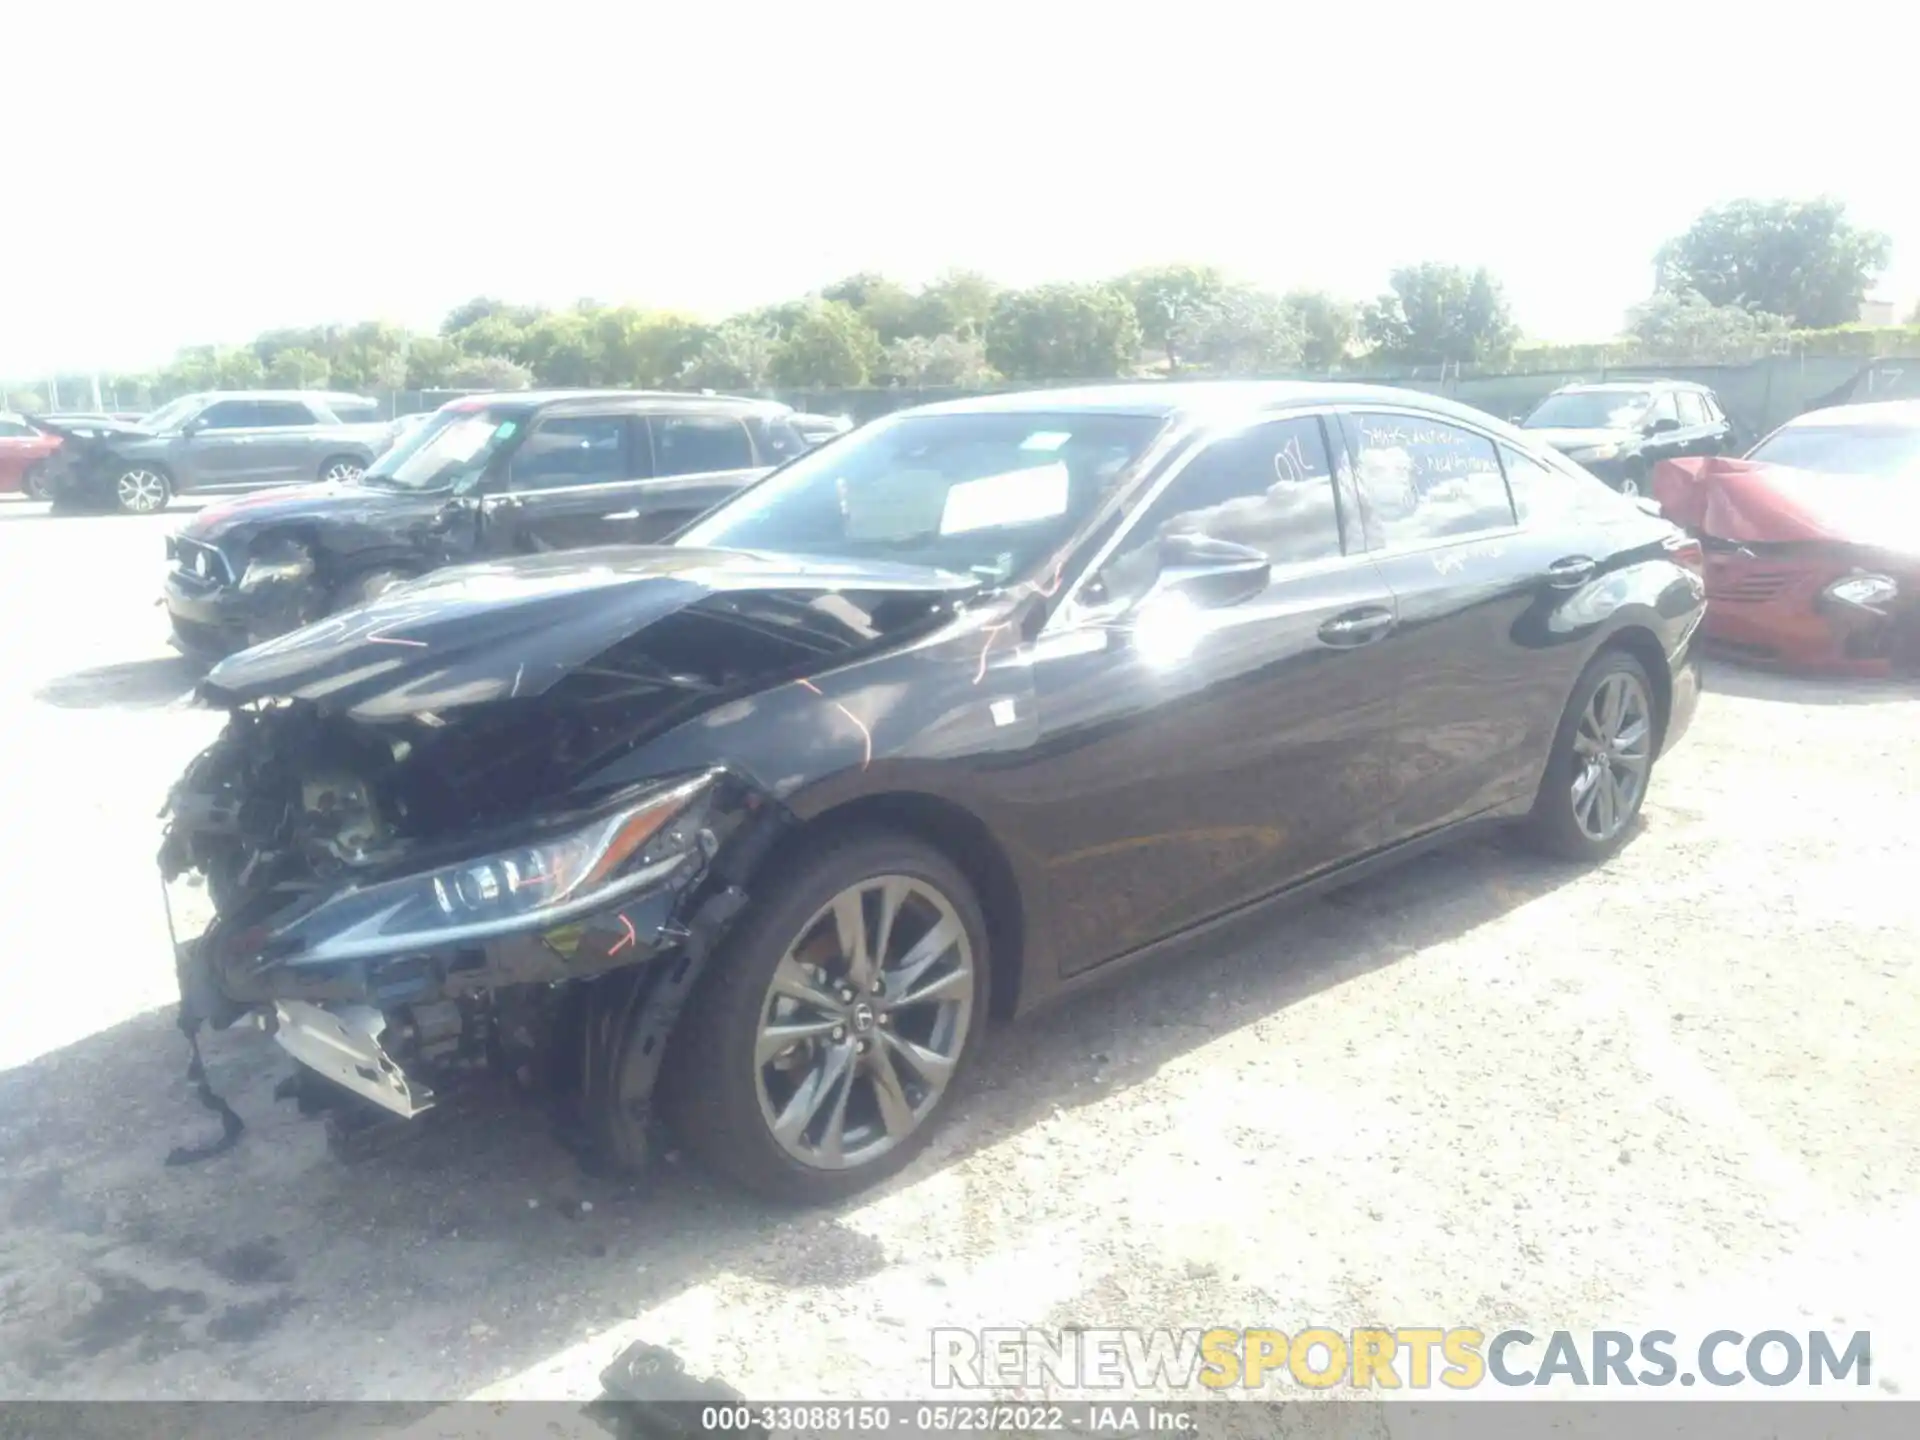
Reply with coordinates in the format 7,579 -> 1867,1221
35,656 -> 205,710
0,832 -> 1590,1401
1702,653 -> 1920,706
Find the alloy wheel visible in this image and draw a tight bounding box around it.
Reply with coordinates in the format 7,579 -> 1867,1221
1570,670 -> 1652,843
753,874 -> 975,1171
324,460 -> 364,484
1618,474 -> 1643,498
115,469 -> 168,513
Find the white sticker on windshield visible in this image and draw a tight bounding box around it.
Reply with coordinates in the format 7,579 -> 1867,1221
939,462 -> 1070,535
1019,431 -> 1072,452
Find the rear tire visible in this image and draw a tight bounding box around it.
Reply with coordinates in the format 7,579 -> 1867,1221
319,455 -> 366,484
662,829 -> 990,1204
112,467 -> 172,514
22,463 -> 50,502
1521,648 -> 1658,863
1616,461 -> 1647,498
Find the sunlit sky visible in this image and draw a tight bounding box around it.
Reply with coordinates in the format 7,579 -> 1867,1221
5,0 -> 1910,378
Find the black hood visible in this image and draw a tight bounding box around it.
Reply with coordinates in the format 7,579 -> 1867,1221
180,480 -> 399,544
31,415 -> 158,443
199,546 -> 982,723
1522,425 -> 1636,452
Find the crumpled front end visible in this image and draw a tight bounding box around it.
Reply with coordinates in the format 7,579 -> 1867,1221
159,697 -> 772,1129
1656,457 -> 1920,676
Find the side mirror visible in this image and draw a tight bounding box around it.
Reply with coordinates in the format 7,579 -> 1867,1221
1647,417 -> 1680,435
1150,531 -> 1271,610
180,416 -> 208,437
1631,495 -> 1663,519
1508,413 -> 1526,426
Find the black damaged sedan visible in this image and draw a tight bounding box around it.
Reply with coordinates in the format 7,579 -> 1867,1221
161,382 -> 1705,1202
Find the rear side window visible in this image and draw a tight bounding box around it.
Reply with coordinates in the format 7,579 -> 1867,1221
756,417 -> 811,466
1349,412 -> 1515,544
651,415 -> 755,476
1647,392 -> 1680,426
1499,443 -> 1621,525
508,416 -> 628,490
326,398 -> 381,423
0,418 -> 31,438
251,401 -> 316,426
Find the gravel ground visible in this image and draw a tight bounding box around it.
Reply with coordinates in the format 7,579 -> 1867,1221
1,494 -> 1916,1412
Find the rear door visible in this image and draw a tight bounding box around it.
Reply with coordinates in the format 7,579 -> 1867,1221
634,412 -> 768,539
485,413 -> 641,552
1022,410 -> 1405,973
243,398 -> 327,484
1337,408 -> 1574,840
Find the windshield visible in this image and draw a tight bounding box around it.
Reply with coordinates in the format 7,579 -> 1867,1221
140,395 -> 205,432
359,404 -> 525,491
1746,423 -> 1920,478
1522,391 -> 1651,431
678,411 -> 1166,584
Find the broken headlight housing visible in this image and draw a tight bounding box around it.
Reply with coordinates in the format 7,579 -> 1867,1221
239,540 -> 316,590
264,773 -> 717,963
1824,573 -> 1898,610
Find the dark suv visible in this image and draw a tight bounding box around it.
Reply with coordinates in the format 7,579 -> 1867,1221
1516,380 -> 1735,496
163,390 -> 808,656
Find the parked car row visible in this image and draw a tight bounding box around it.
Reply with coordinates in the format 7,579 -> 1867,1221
159,390 -> 819,655
159,378 -> 1709,1202
5,391 -> 856,517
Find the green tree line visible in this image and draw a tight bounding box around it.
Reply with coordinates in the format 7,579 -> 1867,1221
6,197 -> 1894,413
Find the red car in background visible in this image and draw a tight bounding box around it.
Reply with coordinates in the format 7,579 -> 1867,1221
1653,400 -> 1920,675
0,414 -> 63,499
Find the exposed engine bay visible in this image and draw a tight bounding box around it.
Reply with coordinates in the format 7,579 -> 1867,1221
155,552 -> 980,1168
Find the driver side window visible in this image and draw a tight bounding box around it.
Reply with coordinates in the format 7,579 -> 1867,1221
1092,415 -> 1342,606
1647,392 -> 1680,426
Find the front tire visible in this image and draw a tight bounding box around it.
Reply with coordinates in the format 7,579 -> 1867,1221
112,467 -> 172,514
320,455 -> 366,484
22,463 -> 50,502
1616,461 -> 1647,498
1521,649 -> 1658,862
663,830 -> 989,1204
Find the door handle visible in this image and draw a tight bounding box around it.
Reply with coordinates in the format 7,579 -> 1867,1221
602,509 -> 640,521
1546,556 -> 1596,589
1317,606 -> 1396,647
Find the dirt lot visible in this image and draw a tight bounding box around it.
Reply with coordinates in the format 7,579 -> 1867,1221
1,494 -> 1916,1407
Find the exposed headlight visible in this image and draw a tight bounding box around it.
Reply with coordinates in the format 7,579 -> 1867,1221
1568,443 -> 1622,462
239,541 -> 315,590
1824,573 -> 1898,609
261,773 -> 717,963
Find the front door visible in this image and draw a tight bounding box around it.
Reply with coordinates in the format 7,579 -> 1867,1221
1014,412 -> 1405,975
482,414 -> 642,553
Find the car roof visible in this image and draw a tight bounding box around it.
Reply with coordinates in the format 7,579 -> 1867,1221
449,389 -> 794,418
1551,379 -> 1710,394
175,389 -> 375,404
1782,399 -> 1920,430
904,380 -> 1512,428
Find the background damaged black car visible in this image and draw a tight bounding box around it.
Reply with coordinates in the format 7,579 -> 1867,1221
160,390 -> 809,657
